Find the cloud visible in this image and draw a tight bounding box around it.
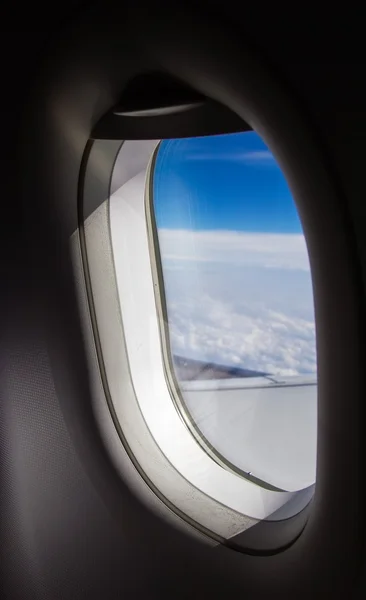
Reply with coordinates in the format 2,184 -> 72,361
239,150 -> 275,163
159,229 -> 311,272
185,150 -> 275,164
158,229 -> 316,377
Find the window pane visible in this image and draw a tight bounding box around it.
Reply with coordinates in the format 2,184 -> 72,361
150,132 -> 317,492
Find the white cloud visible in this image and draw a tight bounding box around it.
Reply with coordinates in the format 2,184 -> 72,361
239,150 -> 275,163
185,150 -> 275,164
159,229 -> 311,272
158,229 -> 316,377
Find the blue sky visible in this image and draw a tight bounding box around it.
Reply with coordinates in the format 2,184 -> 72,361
149,131 -> 315,377
153,131 -> 302,234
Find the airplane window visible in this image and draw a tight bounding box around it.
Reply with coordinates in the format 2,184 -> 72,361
148,132 -> 317,493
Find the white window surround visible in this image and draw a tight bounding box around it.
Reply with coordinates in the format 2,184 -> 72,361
79,145 -> 260,540
103,139 -> 314,522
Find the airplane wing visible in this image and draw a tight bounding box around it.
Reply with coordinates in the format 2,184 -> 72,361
173,354 -> 269,382
171,355 -> 317,494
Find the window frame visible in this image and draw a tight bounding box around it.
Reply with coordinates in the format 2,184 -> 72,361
76,136 -> 315,553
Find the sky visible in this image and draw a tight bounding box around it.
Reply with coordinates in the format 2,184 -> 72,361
153,132 -> 317,377
153,132 -> 302,234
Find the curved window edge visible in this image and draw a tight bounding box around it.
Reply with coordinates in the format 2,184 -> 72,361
72,137 -> 315,555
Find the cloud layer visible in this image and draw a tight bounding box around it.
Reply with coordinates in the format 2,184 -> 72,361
158,229 -> 316,377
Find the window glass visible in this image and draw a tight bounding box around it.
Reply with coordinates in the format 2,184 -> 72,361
150,132 -> 317,492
